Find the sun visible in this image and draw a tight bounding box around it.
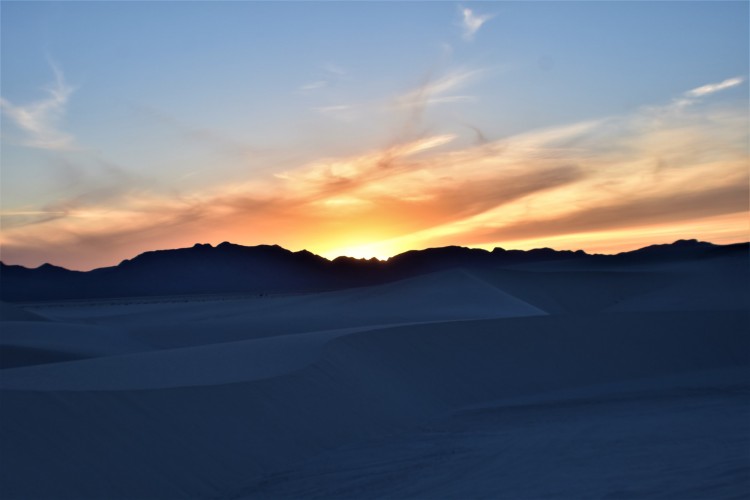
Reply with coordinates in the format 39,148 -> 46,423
324,242 -> 392,261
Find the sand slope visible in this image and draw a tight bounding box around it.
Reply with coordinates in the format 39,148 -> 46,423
0,301 -> 51,322
0,321 -> 148,370
26,269 -> 545,350
0,269 -> 545,388
1,310 -> 747,498
243,367 -> 750,499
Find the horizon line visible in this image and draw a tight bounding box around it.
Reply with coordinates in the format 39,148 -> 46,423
2,238 -> 748,273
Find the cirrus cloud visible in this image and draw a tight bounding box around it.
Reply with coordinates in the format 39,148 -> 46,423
0,63 -> 76,151
460,6 -> 494,41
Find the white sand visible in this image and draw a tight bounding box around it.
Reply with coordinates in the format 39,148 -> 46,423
0,300 -> 51,322
1,261 -> 747,498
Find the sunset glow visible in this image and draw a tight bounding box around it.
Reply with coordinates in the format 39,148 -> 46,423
1,2 -> 747,270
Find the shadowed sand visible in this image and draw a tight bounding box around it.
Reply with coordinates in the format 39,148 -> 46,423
0,255 -> 747,498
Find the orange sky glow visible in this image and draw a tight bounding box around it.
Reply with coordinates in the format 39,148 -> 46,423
2,94 -> 748,270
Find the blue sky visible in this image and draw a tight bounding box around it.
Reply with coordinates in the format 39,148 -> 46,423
1,1 -> 748,269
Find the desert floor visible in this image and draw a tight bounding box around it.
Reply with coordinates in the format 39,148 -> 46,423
1,259 -> 748,498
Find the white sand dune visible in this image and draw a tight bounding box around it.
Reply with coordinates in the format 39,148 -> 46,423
0,269 -> 545,389
0,263 -> 747,499
241,366 -> 750,500
0,301 -> 150,369
0,300 -> 51,322
0,324 -> 391,390
0,321 -> 149,369
607,266 -> 750,312
28,269 -> 545,350
471,252 -> 749,314
467,268 -> 679,314
1,309 -> 747,498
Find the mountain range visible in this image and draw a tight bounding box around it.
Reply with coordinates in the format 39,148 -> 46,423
1,239 -> 747,302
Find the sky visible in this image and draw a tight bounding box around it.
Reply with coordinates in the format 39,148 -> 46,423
1,1 -> 748,270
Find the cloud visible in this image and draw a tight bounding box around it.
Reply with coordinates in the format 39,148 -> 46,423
383,101 -> 748,252
390,68 -> 482,139
306,67 -> 482,128
685,76 -> 744,98
670,76 -> 745,109
312,104 -> 352,116
315,105 -> 350,113
1,153 -> 154,233
396,68 -> 481,107
134,104 -> 265,160
460,6 -> 493,41
0,63 -> 76,150
2,75 -> 747,269
299,63 -> 347,92
460,183 -> 748,247
0,211 -> 69,230
323,63 -> 346,77
300,80 -> 328,91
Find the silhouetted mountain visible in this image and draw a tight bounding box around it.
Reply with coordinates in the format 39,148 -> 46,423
1,240 -> 747,302
614,239 -> 715,261
108,242 -> 335,293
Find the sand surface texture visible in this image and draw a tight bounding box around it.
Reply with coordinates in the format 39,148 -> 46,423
1,255 -> 748,498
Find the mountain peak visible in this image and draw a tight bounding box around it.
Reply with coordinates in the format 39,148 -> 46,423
672,239 -> 712,247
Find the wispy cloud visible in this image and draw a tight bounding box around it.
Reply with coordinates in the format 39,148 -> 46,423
0,63 -> 76,150
309,67 -> 482,127
299,63 -> 347,92
671,76 -> 745,109
0,211 -> 70,231
459,183 -> 748,247
395,68 -> 481,109
134,104 -> 265,160
460,6 -> 493,41
300,80 -> 327,91
389,67 -> 483,140
685,76 -> 744,98
323,63 -> 346,77
311,104 -> 355,121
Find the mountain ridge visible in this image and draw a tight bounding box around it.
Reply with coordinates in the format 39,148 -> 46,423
1,239 -> 747,302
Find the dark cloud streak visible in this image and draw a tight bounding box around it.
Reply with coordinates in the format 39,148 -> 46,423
460,182 -> 749,246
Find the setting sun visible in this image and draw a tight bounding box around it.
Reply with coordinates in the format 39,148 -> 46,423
322,242 -> 393,261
